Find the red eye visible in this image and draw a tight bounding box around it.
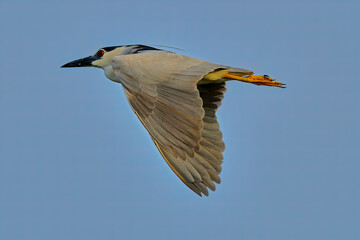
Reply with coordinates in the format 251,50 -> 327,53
97,50 -> 104,57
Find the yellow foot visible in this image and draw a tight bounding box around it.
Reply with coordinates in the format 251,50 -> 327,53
225,74 -> 285,88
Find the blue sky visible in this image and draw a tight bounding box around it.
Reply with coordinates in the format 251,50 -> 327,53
1,0 -> 359,239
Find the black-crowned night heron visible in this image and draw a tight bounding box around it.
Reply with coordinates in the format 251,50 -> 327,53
61,44 -> 284,196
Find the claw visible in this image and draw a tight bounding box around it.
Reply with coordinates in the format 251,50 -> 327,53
224,73 -> 286,88
247,75 -> 285,88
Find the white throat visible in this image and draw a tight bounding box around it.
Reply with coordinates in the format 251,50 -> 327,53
103,65 -> 119,82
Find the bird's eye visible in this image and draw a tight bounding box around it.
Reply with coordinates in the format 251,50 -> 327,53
97,50 -> 104,57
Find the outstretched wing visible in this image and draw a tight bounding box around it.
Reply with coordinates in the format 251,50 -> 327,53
112,50 -> 226,196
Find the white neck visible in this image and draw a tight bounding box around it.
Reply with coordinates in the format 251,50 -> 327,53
103,65 -> 119,83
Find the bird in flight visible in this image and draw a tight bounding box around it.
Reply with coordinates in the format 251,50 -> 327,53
62,44 -> 284,196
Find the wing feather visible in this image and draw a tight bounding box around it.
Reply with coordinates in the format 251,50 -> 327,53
112,51 -> 227,196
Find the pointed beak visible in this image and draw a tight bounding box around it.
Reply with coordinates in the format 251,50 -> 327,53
61,55 -> 96,68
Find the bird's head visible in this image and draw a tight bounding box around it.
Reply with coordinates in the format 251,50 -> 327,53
61,46 -> 123,69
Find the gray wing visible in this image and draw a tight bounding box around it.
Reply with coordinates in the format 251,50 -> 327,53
112,51 -> 226,196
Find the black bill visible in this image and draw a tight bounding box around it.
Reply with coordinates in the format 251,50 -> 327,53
61,55 -> 96,68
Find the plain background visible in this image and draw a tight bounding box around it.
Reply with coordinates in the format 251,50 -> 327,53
1,0 -> 359,239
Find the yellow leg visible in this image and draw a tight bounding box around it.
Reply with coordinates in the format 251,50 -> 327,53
225,74 -> 285,88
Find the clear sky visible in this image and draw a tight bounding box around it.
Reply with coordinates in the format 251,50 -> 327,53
1,0 -> 359,239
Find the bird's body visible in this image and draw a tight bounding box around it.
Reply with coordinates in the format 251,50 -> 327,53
62,44 -> 284,196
